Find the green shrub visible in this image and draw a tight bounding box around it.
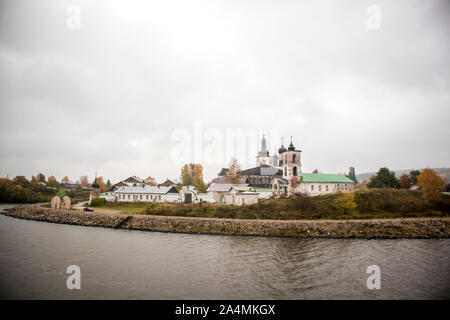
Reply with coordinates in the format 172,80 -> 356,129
90,198 -> 106,207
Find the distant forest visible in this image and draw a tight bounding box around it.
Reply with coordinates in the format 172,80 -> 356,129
356,167 -> 450,183
0,175 -> 90,204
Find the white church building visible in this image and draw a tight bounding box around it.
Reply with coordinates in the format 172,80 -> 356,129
250,135 -> 355,197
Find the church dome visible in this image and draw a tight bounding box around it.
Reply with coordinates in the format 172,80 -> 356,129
287,136 -> 297,151
91,179 -> 100,189
288,142 -> 295,151
278,145 -> 287,154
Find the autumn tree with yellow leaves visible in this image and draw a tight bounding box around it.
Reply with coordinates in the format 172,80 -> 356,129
180,163 -> 207,192
417,168 -> 446,200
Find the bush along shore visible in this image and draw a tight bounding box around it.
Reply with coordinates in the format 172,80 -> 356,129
2,205 -> 450,239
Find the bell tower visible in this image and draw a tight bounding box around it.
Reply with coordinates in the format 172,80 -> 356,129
256,132 -> 272,167
89,172 -> 101,204
280,137 -> 301,193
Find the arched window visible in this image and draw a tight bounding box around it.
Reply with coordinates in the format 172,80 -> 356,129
293,166 -> 297,176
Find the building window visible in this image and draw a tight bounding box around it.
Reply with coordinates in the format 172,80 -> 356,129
284,167 -> 287,176
146,195 -> 149,200
159,195 -> 161,200
293,166 -> 297,176
345,184 -> 348,190
311,185 -> 314,191
140,195 -> 142,200
337,184 -> 340,191
128,194 -> 130,200
326,185 -> 329,192
319,185 -> 321,191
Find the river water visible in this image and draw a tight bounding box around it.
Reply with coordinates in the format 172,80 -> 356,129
0,204 -> 449,299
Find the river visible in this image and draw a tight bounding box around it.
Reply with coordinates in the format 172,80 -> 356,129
0,204 -> 449,299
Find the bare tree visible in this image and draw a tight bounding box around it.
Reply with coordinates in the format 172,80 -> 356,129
293,192 -> 315,214
226,158 -> 242,184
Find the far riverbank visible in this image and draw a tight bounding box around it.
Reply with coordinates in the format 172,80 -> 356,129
1,206 -> 449,239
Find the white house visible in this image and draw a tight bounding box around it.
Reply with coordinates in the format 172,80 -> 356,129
99,191 -> 116,202
114,185 -> 179,203
296,173 -> 355,196
206,183 -> 249,204
225,186 -> 259,206
179,185 -> 212,203
272,173 -> 355,197
108,184 -> 216,204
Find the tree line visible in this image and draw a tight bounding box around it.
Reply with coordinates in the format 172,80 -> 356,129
366,167 -> 448,200
0,174 -> 61,203
0,173 -> 108,203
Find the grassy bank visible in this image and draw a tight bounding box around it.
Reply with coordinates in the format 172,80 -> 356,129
97,189 -> 450,220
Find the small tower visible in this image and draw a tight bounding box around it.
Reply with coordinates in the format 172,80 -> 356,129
89,173 -> 101,204
279,137 -> 301,194
348,167 -> 356,182
271,149 -> 279,168
278,137 -> 287,166
256,133 -> 272,166
259,134 -> 267,156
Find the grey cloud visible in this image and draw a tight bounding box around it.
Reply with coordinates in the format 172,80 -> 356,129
0,0 -> 449,183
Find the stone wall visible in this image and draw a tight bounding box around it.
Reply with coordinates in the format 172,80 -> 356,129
2,206 -> 449,239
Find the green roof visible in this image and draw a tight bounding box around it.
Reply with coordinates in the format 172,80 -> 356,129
300,173 -> 354,183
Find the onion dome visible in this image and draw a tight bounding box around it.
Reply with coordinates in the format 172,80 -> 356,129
288,136 -> 296,151
91,178 -> 100,189
288,142 -> 295,151
278,137 -> 287,153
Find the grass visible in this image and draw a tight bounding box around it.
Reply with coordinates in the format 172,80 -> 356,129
98,202 -> 152,213
95,189 -> 450,220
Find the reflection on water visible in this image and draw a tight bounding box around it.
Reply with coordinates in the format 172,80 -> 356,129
0,204 -> 449,299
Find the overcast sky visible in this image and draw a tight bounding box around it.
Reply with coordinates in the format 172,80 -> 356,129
0,0 -> 449,183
